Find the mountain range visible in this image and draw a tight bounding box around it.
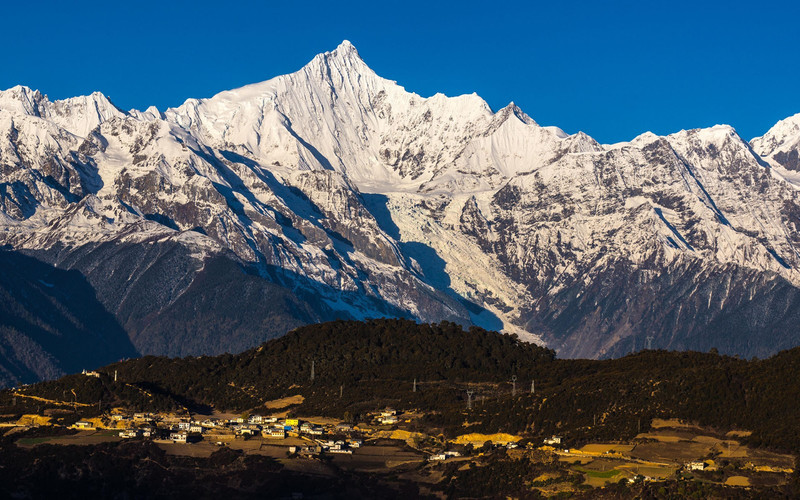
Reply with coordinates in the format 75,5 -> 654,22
2,40 -> 800,386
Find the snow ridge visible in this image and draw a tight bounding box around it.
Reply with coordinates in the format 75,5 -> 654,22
2,41 -> 800,357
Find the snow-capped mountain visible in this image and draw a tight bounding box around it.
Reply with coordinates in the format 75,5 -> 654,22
2,40 -> 800,384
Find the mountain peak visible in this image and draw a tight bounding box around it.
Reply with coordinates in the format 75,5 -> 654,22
0,85 -> 46,117
751,112 -> 800,164
334,39 -> 358,56
498,101 -> 537,126
308,39 -> 368,73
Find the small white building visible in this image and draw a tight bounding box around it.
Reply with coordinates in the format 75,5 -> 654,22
170,432 -> 188,443
543,436 -> 562,445
686,461 -> 707,471
379,415 -> 399,425
328,448 -> 353,454
263,427 -> 285,439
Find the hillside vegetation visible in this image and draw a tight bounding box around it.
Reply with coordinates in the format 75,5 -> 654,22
7,319 -> 800,454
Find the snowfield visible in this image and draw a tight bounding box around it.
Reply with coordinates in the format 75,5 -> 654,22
2,40 -> 800,359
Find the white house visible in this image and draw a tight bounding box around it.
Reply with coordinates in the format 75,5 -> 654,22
170,432 -> 188,443
686,461 -> 707,471
263,427 -> 285,439
543,436 -> 562,445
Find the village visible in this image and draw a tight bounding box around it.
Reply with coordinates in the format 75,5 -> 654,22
7,403 -> 461,464
61,407 -> 416,457
2,370 -> 796,495
5,396 -> 796,495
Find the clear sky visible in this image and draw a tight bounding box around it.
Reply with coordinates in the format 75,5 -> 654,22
2,0 -> 798,143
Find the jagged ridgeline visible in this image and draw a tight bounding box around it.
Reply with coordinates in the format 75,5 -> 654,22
3,41 -> 800,380
8,319 -> 800,454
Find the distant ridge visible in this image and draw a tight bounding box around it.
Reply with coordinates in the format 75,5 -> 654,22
1,41 -> 800,384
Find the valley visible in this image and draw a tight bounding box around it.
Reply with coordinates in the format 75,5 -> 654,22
0,320 -> 798,498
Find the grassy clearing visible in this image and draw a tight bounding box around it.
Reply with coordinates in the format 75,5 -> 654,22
453,433 -> 521,445
725,476 -> 751,486
16,436 -> 52,446
263,395 -> 304,409
575,467 -> 620,478
580,443 -> 636,454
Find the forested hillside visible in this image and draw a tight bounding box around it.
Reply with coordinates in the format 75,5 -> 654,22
8,319 -> 800,455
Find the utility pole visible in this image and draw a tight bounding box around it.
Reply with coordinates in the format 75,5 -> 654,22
114,370 -> 118,382
413,378 -> 417,393
339,385 -> 343,399
530,379 -> 535,394
310,360 -> 315,382
511,375 -> 517,397
466,390 -> 474,410
645,336 -> 654,350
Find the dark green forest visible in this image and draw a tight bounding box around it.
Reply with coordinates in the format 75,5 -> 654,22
6,319 -> 800,454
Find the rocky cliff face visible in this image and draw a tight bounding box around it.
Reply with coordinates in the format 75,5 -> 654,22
1,40 -> 800,383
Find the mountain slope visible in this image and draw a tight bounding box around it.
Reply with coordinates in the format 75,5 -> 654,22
1,41 -> 800,376
0,250 -> 137,386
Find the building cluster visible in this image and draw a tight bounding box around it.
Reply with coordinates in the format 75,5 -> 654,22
71,410 -> 369,446
428,450 -> 462,461
543,435 -> 562,446
367,408 -> 400,425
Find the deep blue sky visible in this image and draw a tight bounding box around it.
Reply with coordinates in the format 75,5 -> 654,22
2,0 -> 798,143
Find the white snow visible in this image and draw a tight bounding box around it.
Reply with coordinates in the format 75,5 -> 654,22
1,41 -> 800,345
